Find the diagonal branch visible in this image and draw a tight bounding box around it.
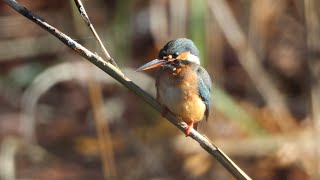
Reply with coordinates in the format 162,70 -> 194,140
73,0 -> 119,68
4,0 -> 251,179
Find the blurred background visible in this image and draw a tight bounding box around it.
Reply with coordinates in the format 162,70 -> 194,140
0,0 -> 319,179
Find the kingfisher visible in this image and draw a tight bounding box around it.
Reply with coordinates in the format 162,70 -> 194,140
136,38 -> 211,136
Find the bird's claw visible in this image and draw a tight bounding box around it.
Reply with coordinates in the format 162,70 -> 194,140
185,121 -> 194,136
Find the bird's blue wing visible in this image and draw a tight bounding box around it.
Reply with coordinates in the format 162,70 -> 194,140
196,66 -> 212,121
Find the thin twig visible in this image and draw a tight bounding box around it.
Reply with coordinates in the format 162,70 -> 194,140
208,0 -> 297,131
71,1 -> 118,178
4,1 -> 251,179
73,0 -> 119,68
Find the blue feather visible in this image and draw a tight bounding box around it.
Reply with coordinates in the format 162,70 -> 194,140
196,66 -> 212,121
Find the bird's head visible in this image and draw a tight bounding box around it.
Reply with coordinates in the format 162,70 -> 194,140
136,38 -> 200,72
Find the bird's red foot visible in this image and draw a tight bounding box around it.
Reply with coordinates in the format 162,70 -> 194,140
185,121 -> 194,136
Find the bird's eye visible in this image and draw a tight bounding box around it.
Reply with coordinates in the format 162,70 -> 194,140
172,52 -> 179,58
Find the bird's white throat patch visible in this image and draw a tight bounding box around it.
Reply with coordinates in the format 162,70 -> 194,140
188,53 -> 200,65
175,51 -> 200,65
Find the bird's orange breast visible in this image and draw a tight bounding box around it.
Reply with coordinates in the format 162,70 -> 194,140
157,66 -> 206,123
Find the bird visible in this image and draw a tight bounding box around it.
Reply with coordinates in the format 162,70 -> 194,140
136,38 -> 211,136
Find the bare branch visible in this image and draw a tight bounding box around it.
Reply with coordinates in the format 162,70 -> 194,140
4,0 -> 251,179
73,0 -> 119,68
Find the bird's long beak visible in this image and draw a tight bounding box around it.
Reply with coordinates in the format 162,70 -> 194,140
135,59 -> 166,72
